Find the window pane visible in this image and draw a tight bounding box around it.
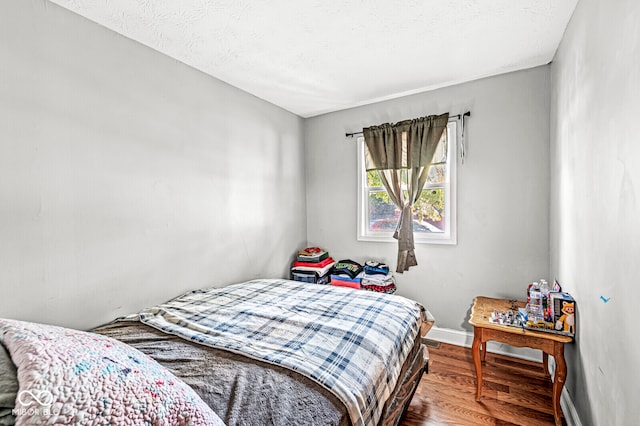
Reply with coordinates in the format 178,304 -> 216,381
368,191 -> 397,231
368,187 -> 445,234
413,188 -> 445,233
426,164 -> 446,184
431,130 -> 447,163
367,170 -> 383,187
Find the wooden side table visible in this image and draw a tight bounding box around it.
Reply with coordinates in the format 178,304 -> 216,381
469,296 -> 573,426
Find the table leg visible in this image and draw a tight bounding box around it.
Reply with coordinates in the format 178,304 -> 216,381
543,352 -> 549,377
552,343 -> 566,426
481,341 -> 487,362
472,327 -> 483,400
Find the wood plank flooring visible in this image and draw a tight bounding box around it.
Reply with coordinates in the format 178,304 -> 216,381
400,342 -> 565,426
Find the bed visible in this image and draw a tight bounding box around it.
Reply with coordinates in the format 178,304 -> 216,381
0,279 -> 432,426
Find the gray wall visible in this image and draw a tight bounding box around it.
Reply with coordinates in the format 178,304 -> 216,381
550,0 -> 640,424
0,0 -> 307,329
305,66 -> 550,331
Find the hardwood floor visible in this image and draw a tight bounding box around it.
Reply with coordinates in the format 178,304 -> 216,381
401,342 -> 565,426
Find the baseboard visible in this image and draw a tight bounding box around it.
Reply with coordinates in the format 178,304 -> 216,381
427,326 -> 582,426
426,326 -> 542,362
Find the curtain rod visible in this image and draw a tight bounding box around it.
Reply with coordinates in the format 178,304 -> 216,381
345,111 -> 470,138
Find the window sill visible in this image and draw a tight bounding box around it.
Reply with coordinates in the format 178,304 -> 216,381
357,234 -> 457,245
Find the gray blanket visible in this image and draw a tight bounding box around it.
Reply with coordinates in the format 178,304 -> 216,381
94,320 -> 350,426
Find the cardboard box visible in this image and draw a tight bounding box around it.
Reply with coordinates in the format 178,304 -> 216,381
550,292 -> 576,336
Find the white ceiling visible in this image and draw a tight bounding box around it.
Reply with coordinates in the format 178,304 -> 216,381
49,0 -> 578,118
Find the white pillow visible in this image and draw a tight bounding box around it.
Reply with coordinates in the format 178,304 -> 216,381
0,318 -> 225,425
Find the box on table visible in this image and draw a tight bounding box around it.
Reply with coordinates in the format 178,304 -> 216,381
550,292 -> 576,336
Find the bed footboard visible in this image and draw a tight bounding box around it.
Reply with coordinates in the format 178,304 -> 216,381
378,343 -> 429,426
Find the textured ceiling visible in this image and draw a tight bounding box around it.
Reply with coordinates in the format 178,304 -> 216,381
49,0 -> 578,117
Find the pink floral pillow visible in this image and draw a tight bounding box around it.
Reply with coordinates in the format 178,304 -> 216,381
0,318 -> 224,425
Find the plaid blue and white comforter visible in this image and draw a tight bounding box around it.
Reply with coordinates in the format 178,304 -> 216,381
135,279 -> 426,426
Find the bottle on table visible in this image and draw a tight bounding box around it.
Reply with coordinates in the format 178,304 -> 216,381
528,282 -> 542,323
540,279 -> 551,322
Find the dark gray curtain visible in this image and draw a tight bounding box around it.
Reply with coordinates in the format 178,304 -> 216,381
363,113 -> 449,273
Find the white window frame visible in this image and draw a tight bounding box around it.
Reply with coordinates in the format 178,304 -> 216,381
357,120 -> 457,245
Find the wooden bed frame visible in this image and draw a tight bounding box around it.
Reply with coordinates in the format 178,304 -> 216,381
380,344 -> 428,425
381,318 -> 434,425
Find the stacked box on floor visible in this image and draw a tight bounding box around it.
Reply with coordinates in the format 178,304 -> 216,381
291,247 -> 335,284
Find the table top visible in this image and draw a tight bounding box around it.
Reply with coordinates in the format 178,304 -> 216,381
469,296 -> 573,343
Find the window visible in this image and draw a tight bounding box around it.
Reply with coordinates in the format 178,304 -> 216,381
357,120 -> 457,244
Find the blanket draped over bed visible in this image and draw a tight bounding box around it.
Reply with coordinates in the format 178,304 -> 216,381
131,279 -> 426,426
